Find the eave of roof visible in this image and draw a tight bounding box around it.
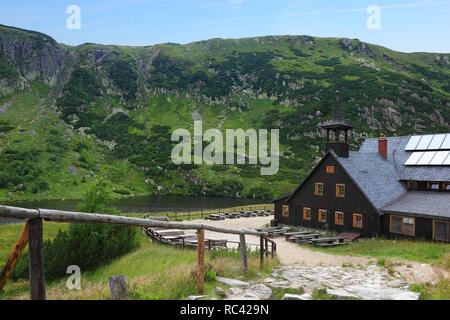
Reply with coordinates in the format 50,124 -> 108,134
381,191 -> 450,220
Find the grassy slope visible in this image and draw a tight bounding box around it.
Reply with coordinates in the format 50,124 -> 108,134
1,222 -> 448,300
1,32 -> 450,201
0,222 -> 278,300
0,83 -> 151,201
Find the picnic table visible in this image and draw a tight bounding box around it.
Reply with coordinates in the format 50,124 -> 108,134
224,213 -> 240,219
267,228 -> 292,238
283,231 -> 313,241
182,237 -> 228,249
256,226 -> 282,231
311,237 -> 348,247
208,214 -> 226,220
156,229 -> 185,236
292,233 -> 320,243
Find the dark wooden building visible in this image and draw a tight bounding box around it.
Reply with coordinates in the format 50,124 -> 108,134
273,100 -> 450,242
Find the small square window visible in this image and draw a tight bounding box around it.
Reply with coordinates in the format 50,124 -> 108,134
282,205 -> 289,217
335,211 -> 344,225
444,183 -> 450,192
303,207 -> 311,221
336,184 -> 345,198
428,182 -> 440,191
326,166 -> 335,174
353,213 -> 363,228
318,209 -> 327,223
314,183 -> 324,196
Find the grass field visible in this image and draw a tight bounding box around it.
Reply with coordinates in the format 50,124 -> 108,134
0,221 -> 278,300
1,221 -> 449,300
307,238 -> 450,267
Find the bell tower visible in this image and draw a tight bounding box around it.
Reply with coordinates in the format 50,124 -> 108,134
320,96 -> 353,158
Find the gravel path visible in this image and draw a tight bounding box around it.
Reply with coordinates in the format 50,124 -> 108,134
187,216 -> 370,266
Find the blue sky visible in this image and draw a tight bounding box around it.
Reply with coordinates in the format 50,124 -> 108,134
1,0 -> 449,52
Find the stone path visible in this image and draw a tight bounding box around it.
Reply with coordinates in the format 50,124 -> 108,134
185,216 -> 445,300
264,265 -> 419,300
189,216 -> 370,265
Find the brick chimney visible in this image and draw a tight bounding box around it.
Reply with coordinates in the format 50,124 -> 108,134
378,136 -> 388,159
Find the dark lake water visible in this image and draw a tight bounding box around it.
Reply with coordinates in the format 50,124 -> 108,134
0,195 -> 270,224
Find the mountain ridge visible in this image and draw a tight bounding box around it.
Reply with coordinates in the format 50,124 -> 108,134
0,24 -> 449,201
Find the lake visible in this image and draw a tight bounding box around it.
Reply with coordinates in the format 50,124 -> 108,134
0,195 -> 270,224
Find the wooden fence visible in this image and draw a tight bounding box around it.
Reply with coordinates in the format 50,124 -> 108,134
0,205 -> 276,300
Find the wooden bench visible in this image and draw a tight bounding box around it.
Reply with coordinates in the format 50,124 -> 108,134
157,229 -> 185,236
256,226 -> 282,232
206,239 -> 228,249
294,234 -> 320,243
208,214 -> 226,221
283,231 -> 312,241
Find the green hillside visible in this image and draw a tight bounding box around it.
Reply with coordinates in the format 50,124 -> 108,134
0,25 -> 449,201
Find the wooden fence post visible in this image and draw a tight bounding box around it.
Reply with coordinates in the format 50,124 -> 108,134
109,275 -> 129,300
239,233 -> 248,274
0,221 -> 30,291
259,235 -> 264,269
265,238 -> 269,257
197,228 -> 205,294
28,218 -> 45,300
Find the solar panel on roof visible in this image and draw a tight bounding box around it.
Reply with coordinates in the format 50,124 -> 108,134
441,134 -> 450,150
429,151 -> 450,165
416,135 -> 434,150
404,136 -> 422,151
444,153 -> 450,165
428,134 -> 446,150
405,152 -> 424,165
416,151 -> 437,165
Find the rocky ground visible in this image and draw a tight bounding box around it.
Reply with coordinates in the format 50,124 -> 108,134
190,264 -> 420,300
186,217 -> 446,300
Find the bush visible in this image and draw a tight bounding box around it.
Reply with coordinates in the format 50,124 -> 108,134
13,181 -> 138,281
204,269 -> 217,282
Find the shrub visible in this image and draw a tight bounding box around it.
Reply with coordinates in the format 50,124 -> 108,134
108,58 -> 138,100
204,269 -> 217,282
13,181 -> 138,281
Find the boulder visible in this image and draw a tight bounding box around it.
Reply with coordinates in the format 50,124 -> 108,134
216,276 -> 250,288
247,284 -> 272,300
228,288 -> 244,295
282,293 -> 313,300
188,295 -> 207,300
327,289 -> 360,300
225,292 -> 260,300
214,287 -> 227,298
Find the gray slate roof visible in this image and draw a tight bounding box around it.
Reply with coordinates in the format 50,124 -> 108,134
382,191 -> 450,219
339,134 -> 450,218
359,136 -> 450,181
282,134 -> 450,219
335,151 -> 406,210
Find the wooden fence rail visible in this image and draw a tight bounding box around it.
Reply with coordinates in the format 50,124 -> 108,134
142,205 -> 274,221
0,205 -> 275,300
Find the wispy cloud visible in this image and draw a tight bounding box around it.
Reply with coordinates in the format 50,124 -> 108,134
334,0 -> 450,14
386,8 -> 450,16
